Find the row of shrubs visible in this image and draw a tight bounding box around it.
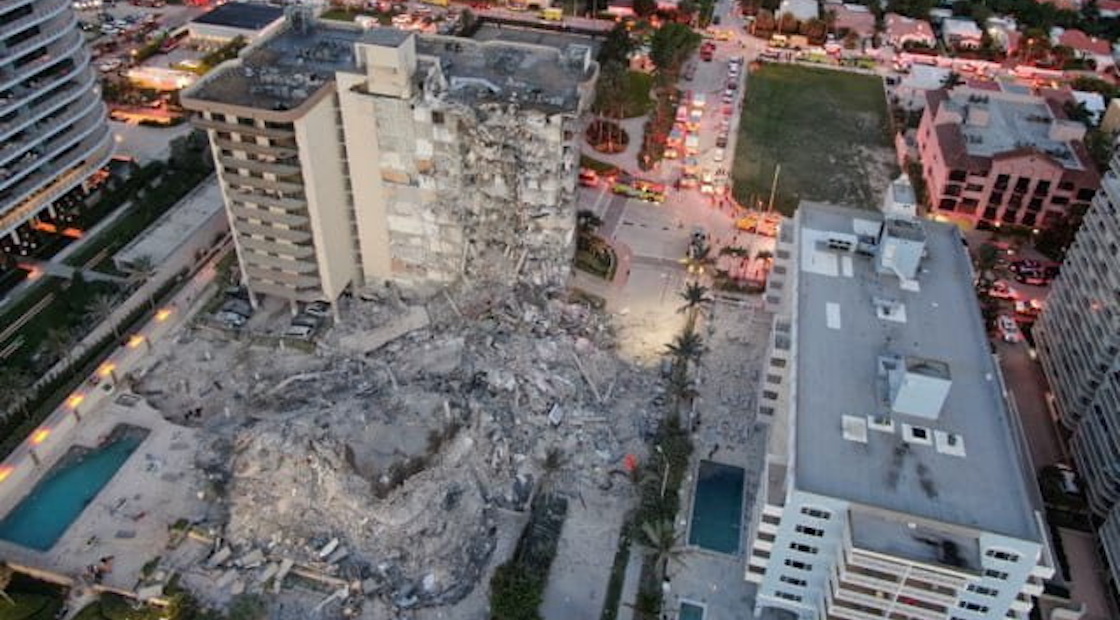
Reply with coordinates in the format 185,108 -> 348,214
489,495 -> 570,620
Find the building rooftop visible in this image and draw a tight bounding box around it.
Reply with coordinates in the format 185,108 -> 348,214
114,179 -> 225,269
936,87 -> 1089,171
191,2 -> 285,31
185,18 -> 593,114
850,510 -> 982,572
792,203 -> 1040,541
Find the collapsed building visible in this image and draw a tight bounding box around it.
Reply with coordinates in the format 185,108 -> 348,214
138,288 -> 657,616
181,11 -> 599,309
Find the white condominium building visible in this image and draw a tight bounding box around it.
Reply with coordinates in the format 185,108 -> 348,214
1034,153 -> 1120,596
181,13 -> 597,306
0,0 -> 113,244
748,203 -> 1055,620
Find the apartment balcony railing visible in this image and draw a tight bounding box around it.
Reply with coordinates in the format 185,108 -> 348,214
0,28 -> 82,94
0,80 -> 95,149
0,49 -> 89,119
230,203 -> 309,228
0,89 -> 102,173
0,0 -> 69,42
236,234 -> 315,259
225,188 -> 306,212
233,219 -> 312,244
217,153 -> 301,177
0,10 -> 76,67
194,117 -> 295,140
212,136 -> 298,158
222,173 -> 303,195
0,125 -> 111,236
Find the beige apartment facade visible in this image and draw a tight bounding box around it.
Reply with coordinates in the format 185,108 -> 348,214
182,17 -> 597,308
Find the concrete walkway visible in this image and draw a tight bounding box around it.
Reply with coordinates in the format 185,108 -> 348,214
615,546 -> 645,620
18,259 -> 127,285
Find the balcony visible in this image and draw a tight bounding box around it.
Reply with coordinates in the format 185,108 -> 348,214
212,136 -> 298,158
230,203 -> 309,228
243,265 -> 321,289
0,125 -> 111,236
226,188 -> 306,212
240,250 -> 318,273
0,28 -> 83,94
248,279 -> 323,302
233,220 -> 312,243
0,50 -> 89,119
0,0 -> 69,41
0,90 -> 103,173
236,234 -> 315,259
222,173 -> 303,195
194,116 -> 295,140
217,153 -> 301,177
0,10 -> 76,67
0,81 -> 95,148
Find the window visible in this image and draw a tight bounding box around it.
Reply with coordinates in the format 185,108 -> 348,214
775,590 -> 802,602
958,601 -> 990,613
1077,188 -> 1096,201
766,374 -> 782,385
985,549 -> 1020,562
759,406 -> 775,417
967,584 -> 999,597
949,169 -> 967,182
763,390 -> 779,401
770,357 -> 787,368
800,507 -> 831,520
780,575 -> 807,587
795,525 -> 824,537
983,569 -> 1009,580
790,542 -> 818,554
431,111 -> 444,125
784,559 -> 812,571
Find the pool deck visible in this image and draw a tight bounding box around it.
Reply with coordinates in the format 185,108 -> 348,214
662,302 -> 773,617
0,401 -> 207,594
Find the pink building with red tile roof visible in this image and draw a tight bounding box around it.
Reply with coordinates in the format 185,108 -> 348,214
830,4 -> 876,40
1058,29 -> 1115,71
917,87 -> 1100,229
884,13 -> 936,48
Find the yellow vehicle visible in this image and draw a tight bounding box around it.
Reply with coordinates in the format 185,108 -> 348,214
421,0 -> 449,6
541,7 -> 563,20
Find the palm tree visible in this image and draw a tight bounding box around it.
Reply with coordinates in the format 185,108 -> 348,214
531,446 -> 567,507
677,282 -> 713,329
43,327 -> 74,368
85,293 -> 121,339
0,561 -> 14,604
941,71 -> 964,89
665,328 -> 706,369
129,254 -> 158,309
0,369 -> 32,423
641,519 -> 686,582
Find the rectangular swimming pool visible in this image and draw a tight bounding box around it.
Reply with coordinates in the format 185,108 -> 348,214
688,460 -> 745,554
0,426 -> 147,551
680,601 -> 705,620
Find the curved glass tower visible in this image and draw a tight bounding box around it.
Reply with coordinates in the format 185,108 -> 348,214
0,0 -> 112,245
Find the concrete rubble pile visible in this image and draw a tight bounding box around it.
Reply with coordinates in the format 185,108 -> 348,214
147,284 -> 660,612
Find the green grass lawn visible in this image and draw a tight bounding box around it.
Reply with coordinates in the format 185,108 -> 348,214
732,65 -> 896,214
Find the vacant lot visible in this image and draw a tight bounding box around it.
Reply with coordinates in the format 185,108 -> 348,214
732,64 -> 897,214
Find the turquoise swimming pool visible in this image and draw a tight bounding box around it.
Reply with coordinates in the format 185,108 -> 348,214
688,460 -> 745,554
0,426 -> 147,551
680,601 -> 705,620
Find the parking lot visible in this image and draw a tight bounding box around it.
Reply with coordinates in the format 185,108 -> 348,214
207,288 -> 334,342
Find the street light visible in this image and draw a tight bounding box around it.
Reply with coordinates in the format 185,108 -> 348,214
155,308 -> 173,322
655,444 -> 670,499
67,393 -> 85,421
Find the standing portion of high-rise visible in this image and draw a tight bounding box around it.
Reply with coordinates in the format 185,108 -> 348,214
0,0 -> 113,243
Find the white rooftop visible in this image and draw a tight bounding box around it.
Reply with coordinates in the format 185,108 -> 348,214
790,203 -> 1040,541
114,179 -> 225,269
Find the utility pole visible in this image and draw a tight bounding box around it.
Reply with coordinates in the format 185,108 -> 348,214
767,163 -> 781,213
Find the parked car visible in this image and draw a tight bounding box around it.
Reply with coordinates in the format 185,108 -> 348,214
221,299 -> 253,319
716,134 -> 728,148
1014,274 -> 1049,286
1015,299 -> 1044,317
216,311 -> 247,328
988,280 -> 1019,300
283,325 -> 314,339
305,301 -> 331,318
291,314 -> 321,329
997,315 -> 1022,343
713,148 -> 725,163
